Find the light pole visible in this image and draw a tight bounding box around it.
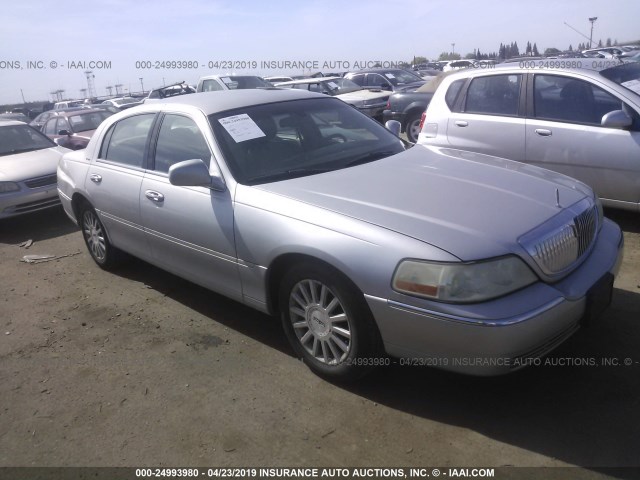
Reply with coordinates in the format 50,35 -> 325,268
451,43 -> 456,55
589,17 -> 598,48
139,77 -> 144,94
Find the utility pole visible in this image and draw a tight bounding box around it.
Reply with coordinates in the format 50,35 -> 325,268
139,77 -> 144,94
589,17 -> 598,49
20,89 -> 26,103
451,43 -> 456,55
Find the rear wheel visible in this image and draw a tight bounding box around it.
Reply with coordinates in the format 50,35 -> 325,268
79,205 -> 121,269
405,113 -> 422,143
279,262 -> 381,382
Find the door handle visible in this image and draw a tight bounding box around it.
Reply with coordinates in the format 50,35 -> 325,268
89,174 -> 102,183
454,120 -> 468,127
145,190 -> 165,203
535,128 -> 552,137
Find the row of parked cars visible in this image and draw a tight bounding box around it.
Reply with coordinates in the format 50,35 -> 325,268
2,59 -> 637,383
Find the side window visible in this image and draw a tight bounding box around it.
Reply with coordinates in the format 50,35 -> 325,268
99,114 -> 155,168
534,75 -> 623,125
56,117 -> 70,133
465,74 -> 521,115
367,74 -> 389,89
201,79 -> 224,92
43,119 -> 57,135
349,74 -> 365,87
445,79 -> 466,110
308,83 -> 329,94
153,114 -> 211,173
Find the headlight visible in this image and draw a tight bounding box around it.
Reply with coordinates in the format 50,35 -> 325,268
392,256 -> 537,303
0,182 -> 20,193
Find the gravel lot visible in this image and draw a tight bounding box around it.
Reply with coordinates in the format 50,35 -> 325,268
0,206 -> 638,475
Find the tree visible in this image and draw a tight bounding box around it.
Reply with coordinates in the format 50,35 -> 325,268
568,44 -> 573,51
606,38 -> 612,47
544,47 -> 561,56
533,43 -> 539,56
412,56 -> 428,65
598,39 -> 603,47
526,41 -> 532,56
437,52 -> 461,61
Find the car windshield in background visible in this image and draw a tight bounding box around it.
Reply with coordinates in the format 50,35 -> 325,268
321,78 -> 362,94
209,97 -> 405,185
600,62 -> 640,96
383,70 -> 424,85
0,124 -> 55,156
68,111 -> 112,132
223,76 -> 273,89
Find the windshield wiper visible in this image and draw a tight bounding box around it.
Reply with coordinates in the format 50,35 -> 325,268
345,150 -> 397,168
248,167 -> 333,184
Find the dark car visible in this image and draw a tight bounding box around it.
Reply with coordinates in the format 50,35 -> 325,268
144,81 -> 195,103
344,69 -> 426,93
41,109 -> 113,150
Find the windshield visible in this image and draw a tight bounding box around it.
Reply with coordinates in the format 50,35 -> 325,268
223,76 -> 273,89
0,124 -> 56,156
68,111 -> 113,133
383,70 -> 424,86
600,63 -> 640,96
321,78 -> 362,94
209,97 -> 405,185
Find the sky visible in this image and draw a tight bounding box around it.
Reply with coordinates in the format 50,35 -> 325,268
1,0 -> 639,105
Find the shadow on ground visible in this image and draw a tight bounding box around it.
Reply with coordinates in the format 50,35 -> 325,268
0,207 -> 77,245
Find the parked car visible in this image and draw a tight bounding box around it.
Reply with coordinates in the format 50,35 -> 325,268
57,89 -> 622,381
144,81 -> 196,103
29,110 -> 58,131
196,75 -> 273,92
0,113 -> 31,123
53,100 -> 85,110
0,120 -> 69,219
417,62 -> 640,211
275,76 -> 390,121
344,69 -> 426,92
102,97 -> 144,110
265,76 -> 293,83
41,109 -> 113,150
442,60 -> 479,72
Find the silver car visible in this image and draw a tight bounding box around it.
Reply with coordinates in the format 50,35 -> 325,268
0,120 -> 69,219
57,89 -> 623,381
417,62 -> 640,211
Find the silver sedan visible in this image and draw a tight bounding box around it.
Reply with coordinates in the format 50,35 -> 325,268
57,89 -> 623,381
1,120 -> 69,219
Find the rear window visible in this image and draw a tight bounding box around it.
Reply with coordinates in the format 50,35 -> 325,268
445,79 -> 465,109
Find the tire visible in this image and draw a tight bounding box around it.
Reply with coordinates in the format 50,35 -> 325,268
279,262 -> 381,382
405,113 -> 422,144
79,205 -> 121,270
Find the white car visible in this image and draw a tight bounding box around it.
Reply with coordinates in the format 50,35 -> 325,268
275,77 -> 390,121
196,75 -> 272,92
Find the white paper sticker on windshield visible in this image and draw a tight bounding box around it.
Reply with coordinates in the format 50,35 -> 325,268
327,81 -> 339,89
218,114 -> 266,143
621,79 -> 640,94
384,73 -> 396,79
221,77 -> 232,84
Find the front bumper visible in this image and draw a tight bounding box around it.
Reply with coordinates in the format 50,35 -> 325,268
0,184 -> 60,219
366,218 -> 624,375
355,104 -> 387,120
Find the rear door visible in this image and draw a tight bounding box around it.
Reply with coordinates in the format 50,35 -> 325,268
446,73 -> 527,161
84,113 -> 157,258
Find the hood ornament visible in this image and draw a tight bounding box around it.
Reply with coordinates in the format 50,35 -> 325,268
555,188 -> 561,208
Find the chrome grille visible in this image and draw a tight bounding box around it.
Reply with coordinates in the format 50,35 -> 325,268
25,174 -> 57,189
521,203 -> 598,277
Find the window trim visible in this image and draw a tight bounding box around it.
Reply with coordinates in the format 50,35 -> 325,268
97,112 -> 159,170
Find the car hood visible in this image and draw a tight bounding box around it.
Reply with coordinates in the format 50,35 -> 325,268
252,146 -> 592,261
0,146 -> 69,181
396,81 -> 426,92
337,90 -> 389,103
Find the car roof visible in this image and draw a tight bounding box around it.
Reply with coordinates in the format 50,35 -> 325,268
53,108 -> 109,117
346,68 -> 412,74
276,76 -> 343,86
0,120 -> 28,127
127,89 -> 328,116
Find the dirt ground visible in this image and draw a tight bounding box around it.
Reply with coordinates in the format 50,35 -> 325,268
0,206 -> 639,476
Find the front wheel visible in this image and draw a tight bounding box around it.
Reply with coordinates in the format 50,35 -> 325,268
405,113 -> 422,143
279,262 -> 381,382
79,205 -> 121,270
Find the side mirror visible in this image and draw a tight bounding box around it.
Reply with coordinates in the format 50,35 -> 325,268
168,159 -> 226,191
385,120 -> 401,137
58,129 -> 71,136
601,110 -> 632,129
